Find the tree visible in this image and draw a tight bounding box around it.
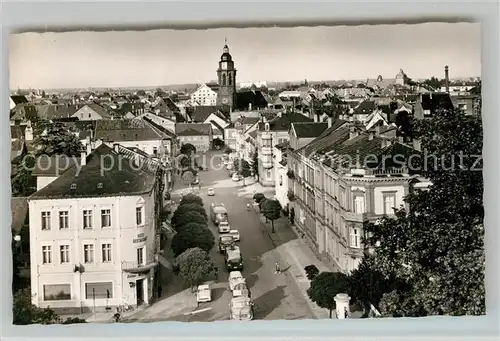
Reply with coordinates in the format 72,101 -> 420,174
213,138 -> 224,150
171,211 -> 207,232
261,199 -> 282,233
422,77 -> 443,91
304,265 -> 319,280
33,122 -> 83,157
11,154 -> 37,197
253,193 -> 265,204
234,159 -> 252,185
180,143 -> 196,156
174,203 -> 207,221
346,255 -> 401,316
13,288 -> 60,325
307,272 -> 349,318
180,194 -> 204,207
251,151 -> 259,179
364,108 -> 484,317
174,247 -> 217,291
41,90 -> 46,98
170,223 -> 215,257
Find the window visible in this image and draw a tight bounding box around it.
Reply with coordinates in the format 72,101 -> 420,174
41,211 -> 51,230
136,206 -> 143,226
339,187 -> 346,208
350,227 -> 361,248
101,209 -> 111,228
60,245 -> 70,264
153,146 -> 158,155
383,193 -> 396,215
102,244 -> 112,262
137,247 -> 144,265
353,195 -> 365,214
42,245 -> 52,264
83,210 -> 93,229
83,244 -> 94,263
59,211 -> 69,229
43,284 -> 71,301
85,282 -> 113,299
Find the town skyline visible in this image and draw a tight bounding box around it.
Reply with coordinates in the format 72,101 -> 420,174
10,22 -> 480,90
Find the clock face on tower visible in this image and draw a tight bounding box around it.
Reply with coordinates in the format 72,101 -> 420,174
221,62 -> 228,69
222,98 -> 229,104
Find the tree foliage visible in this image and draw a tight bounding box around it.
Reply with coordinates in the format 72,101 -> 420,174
11,154 -> 37,197
304,265 -> 319,280
234,159 -> 252,178
174,203 -> 207,220
307,272 -> 349,318
213,138 -> 224,150
251,151 -> 259,178
180,194 -> 204,207
261,199 -> 282,233
33,122 -> 83,157
363,108 -> 484,317
171,223 -> 215,257
174,247 -> 217,290
180,143 -> 196,156
422,77 -> 443,91
253,193 -> 266,204
171,211 -> 207,232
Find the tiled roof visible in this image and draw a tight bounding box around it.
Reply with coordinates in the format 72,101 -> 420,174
29,144 -> 159,200
11,95 -> 29,105
258,112 -> 313,131
86,103 -> 112,119
175,123 -> 212,136
36,104 -> 79,120
32,155 -> 81,176
206,83 -> 220,92
352,100 -> 377,115
11,197 -> 29,234
11,139 -> 26,160
191,106 -> 218,123
292,122 -> 328,138
61,120 -> 97,140
249,130 -> 258,139
142,116 -> 176,139
419,93 -> 454,112
95,118 -> 165,142
10,104 -> 39,121
298,119 -> 349,156
325,134 -> 385,166
235,90 -> 268,111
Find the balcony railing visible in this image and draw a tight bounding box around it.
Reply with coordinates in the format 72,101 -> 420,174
122,259 -> 158,273
343,211 -> 366,223
365,167 -> 409,176
261,146 -> 272,155
262,159 -> 273,169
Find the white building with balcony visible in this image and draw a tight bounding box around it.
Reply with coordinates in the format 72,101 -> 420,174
28,143 -> 163,314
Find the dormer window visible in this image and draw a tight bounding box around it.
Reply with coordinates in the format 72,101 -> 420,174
70,183 -> 77,189
265,123 -> 270,131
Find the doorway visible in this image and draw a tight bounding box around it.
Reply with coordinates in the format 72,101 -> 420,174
136,279 -> 144,306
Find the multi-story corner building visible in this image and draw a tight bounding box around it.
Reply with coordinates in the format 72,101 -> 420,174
257,111 -> 312,187
190,84 -> 219,106
175,123 -> 213,153
28,143 -> 165,314
287,119 -> 426,273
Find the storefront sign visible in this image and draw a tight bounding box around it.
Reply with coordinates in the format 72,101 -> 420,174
133,233 -> 147,243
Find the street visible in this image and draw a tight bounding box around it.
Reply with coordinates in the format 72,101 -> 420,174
130,151 -> 316,322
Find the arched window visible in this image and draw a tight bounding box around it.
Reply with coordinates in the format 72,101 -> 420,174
228,73 -> 233,86
222,74 -> 227,86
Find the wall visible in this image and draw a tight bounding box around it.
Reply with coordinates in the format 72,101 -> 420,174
190,85 -> 217,106
373,184 -> 405,215
36,176 -> 58,191
29,192 -> 157,311
274,147 -> 289,209
103,140 -> 164,157
143,113 -> 176,135
72,105 -> 103,121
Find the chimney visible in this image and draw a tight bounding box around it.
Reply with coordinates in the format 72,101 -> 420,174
313,114 -> 318,123
444,65 -> 450,93
86,135 -> 91,146
134,153 -> 140,167
113,143 -> 120,153
80,150 -> 87,166
413,139 -> 422,152
327,117 -> 332,128
368,132 -> 374,141
375,125 -> 381,136
349,125 -> 358,139
398,136 -> 404,143
86,140 -> 92,155
249,103 -> 252,111
24,123 -> 33,141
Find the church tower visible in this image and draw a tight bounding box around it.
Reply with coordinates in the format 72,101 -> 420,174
216,42 -> 237,109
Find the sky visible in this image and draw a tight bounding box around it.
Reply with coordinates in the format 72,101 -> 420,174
9,22 -> 481,89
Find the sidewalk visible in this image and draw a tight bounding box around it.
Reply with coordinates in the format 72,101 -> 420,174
251,205 -> 331,319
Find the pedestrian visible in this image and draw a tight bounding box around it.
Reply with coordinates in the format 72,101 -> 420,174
275,262 -> 281,274
214,267 -> 219,280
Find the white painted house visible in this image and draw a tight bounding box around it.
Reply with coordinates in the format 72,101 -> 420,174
28,143 -> 163,314
189,84 -> 218,106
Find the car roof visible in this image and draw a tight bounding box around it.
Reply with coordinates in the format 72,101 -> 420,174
229,271 -> 242,277
229,229 -> 239,233
198,284 -> 210,290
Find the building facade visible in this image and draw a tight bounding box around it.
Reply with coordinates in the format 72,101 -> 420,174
216,44 -> 237,109
28,144 -> 164,314
190,84 -> 218,106
175,123 -> 213,153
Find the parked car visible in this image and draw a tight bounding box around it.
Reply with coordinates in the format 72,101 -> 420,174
232,173 -> 241,182
218,221 -> 231,233
219,235 -> 235,253
229,230 -> 240,242
196,284 -> 212,303
226,163 -> 233,171
207,187 -> 215,196
228,271 -> 244,291
191,177 -> 200,186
